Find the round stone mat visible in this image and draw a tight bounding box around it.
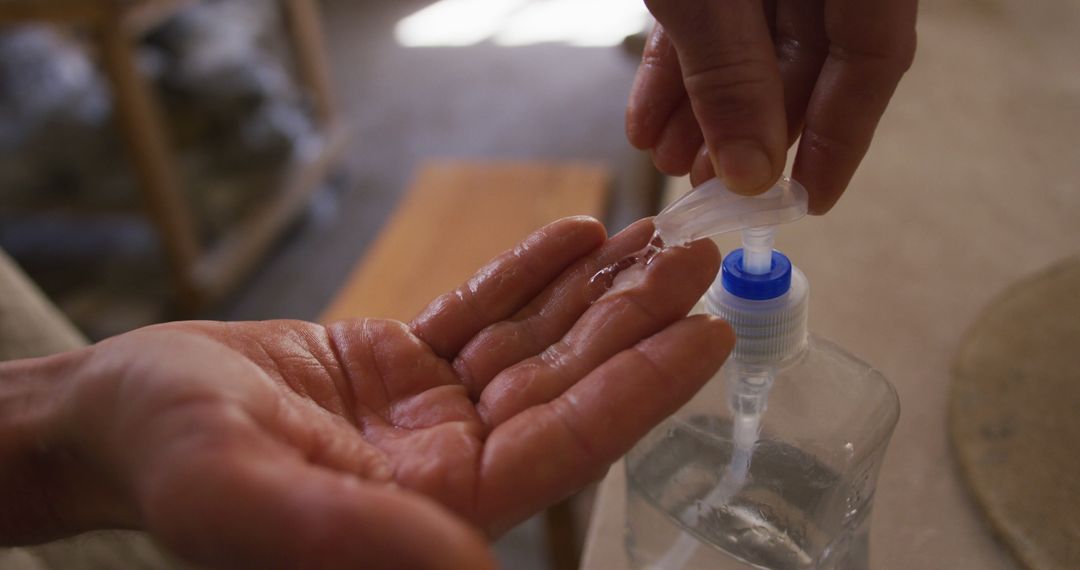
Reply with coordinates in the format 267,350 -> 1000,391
951,256 -> 1080,569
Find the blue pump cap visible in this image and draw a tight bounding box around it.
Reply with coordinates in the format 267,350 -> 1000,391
721,249 -> 792,300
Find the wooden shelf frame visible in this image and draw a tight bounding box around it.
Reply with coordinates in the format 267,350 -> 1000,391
0,0 -> 348,311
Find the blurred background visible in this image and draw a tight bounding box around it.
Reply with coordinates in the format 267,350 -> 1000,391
0,0 -> 657,338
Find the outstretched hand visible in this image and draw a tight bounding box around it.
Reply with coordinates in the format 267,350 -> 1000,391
8,217 -> 733,569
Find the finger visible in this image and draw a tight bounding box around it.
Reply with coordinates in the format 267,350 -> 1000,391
138,436 -> 494,570
775,0 -> 828,144
453,219 -> 656,398
645,0 -> 787,195
649,97 -> 705,176
477,314 -> 734,533
626,24 -> 686,150
688,144 -> 716,186
793,0 -> 917,214
410,216 -> 606,359
477,238 -> 720,426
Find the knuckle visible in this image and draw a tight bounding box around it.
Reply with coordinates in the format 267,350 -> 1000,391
452,354 -> 480,397
619,289 -> 669,329
456,282 -> 494,325
514,316 -> 547,352
775,35 -> 828,65
628,345 -> 670,387
650,146 -> 695,176
683,57 -> 775,123
831,27 -> 918,75
640,28 -> 675,68
510,240 -> 544,283
550,397 -> 597,461
367,318 -> 411,339
801,127 -> 861,161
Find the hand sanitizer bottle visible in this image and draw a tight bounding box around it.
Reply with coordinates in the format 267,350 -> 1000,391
624,178 -> 900,570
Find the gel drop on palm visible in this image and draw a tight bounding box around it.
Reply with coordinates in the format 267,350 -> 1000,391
624,178 -> 900,570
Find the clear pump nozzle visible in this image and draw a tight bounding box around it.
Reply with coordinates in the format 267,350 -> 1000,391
654,176 -> 813,362
653,176 -> 808,275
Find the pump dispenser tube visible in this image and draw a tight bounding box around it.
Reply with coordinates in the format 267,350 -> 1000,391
740,227 -> 775,275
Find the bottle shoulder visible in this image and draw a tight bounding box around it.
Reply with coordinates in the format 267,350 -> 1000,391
789,334 -> 900,418
672,331 -> 900,462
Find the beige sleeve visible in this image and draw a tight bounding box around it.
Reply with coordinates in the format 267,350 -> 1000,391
0,249 -> 86,361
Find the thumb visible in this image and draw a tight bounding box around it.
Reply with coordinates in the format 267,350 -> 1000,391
645,0 -> 786,194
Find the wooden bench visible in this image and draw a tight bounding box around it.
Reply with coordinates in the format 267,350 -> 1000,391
321,160 -> 609,322
321,159 -> 610,570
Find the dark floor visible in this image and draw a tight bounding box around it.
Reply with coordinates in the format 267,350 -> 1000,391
213,0 -> 657,325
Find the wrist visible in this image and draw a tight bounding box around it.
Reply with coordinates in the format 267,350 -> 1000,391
0,348 -> 135,545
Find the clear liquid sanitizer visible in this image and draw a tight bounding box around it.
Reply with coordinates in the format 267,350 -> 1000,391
624,178 -> 900,570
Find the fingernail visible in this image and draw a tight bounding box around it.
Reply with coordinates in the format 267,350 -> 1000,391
689,147 -> 715,187
705,314 -> 736,341
714,142 -> 774,195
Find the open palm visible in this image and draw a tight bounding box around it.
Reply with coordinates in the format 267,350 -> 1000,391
74,217 -> 731,569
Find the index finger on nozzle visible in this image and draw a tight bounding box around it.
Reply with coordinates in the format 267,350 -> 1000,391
644,0 -> 787,196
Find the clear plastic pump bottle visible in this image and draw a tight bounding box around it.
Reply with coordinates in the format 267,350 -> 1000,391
624,178 -> 900,570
